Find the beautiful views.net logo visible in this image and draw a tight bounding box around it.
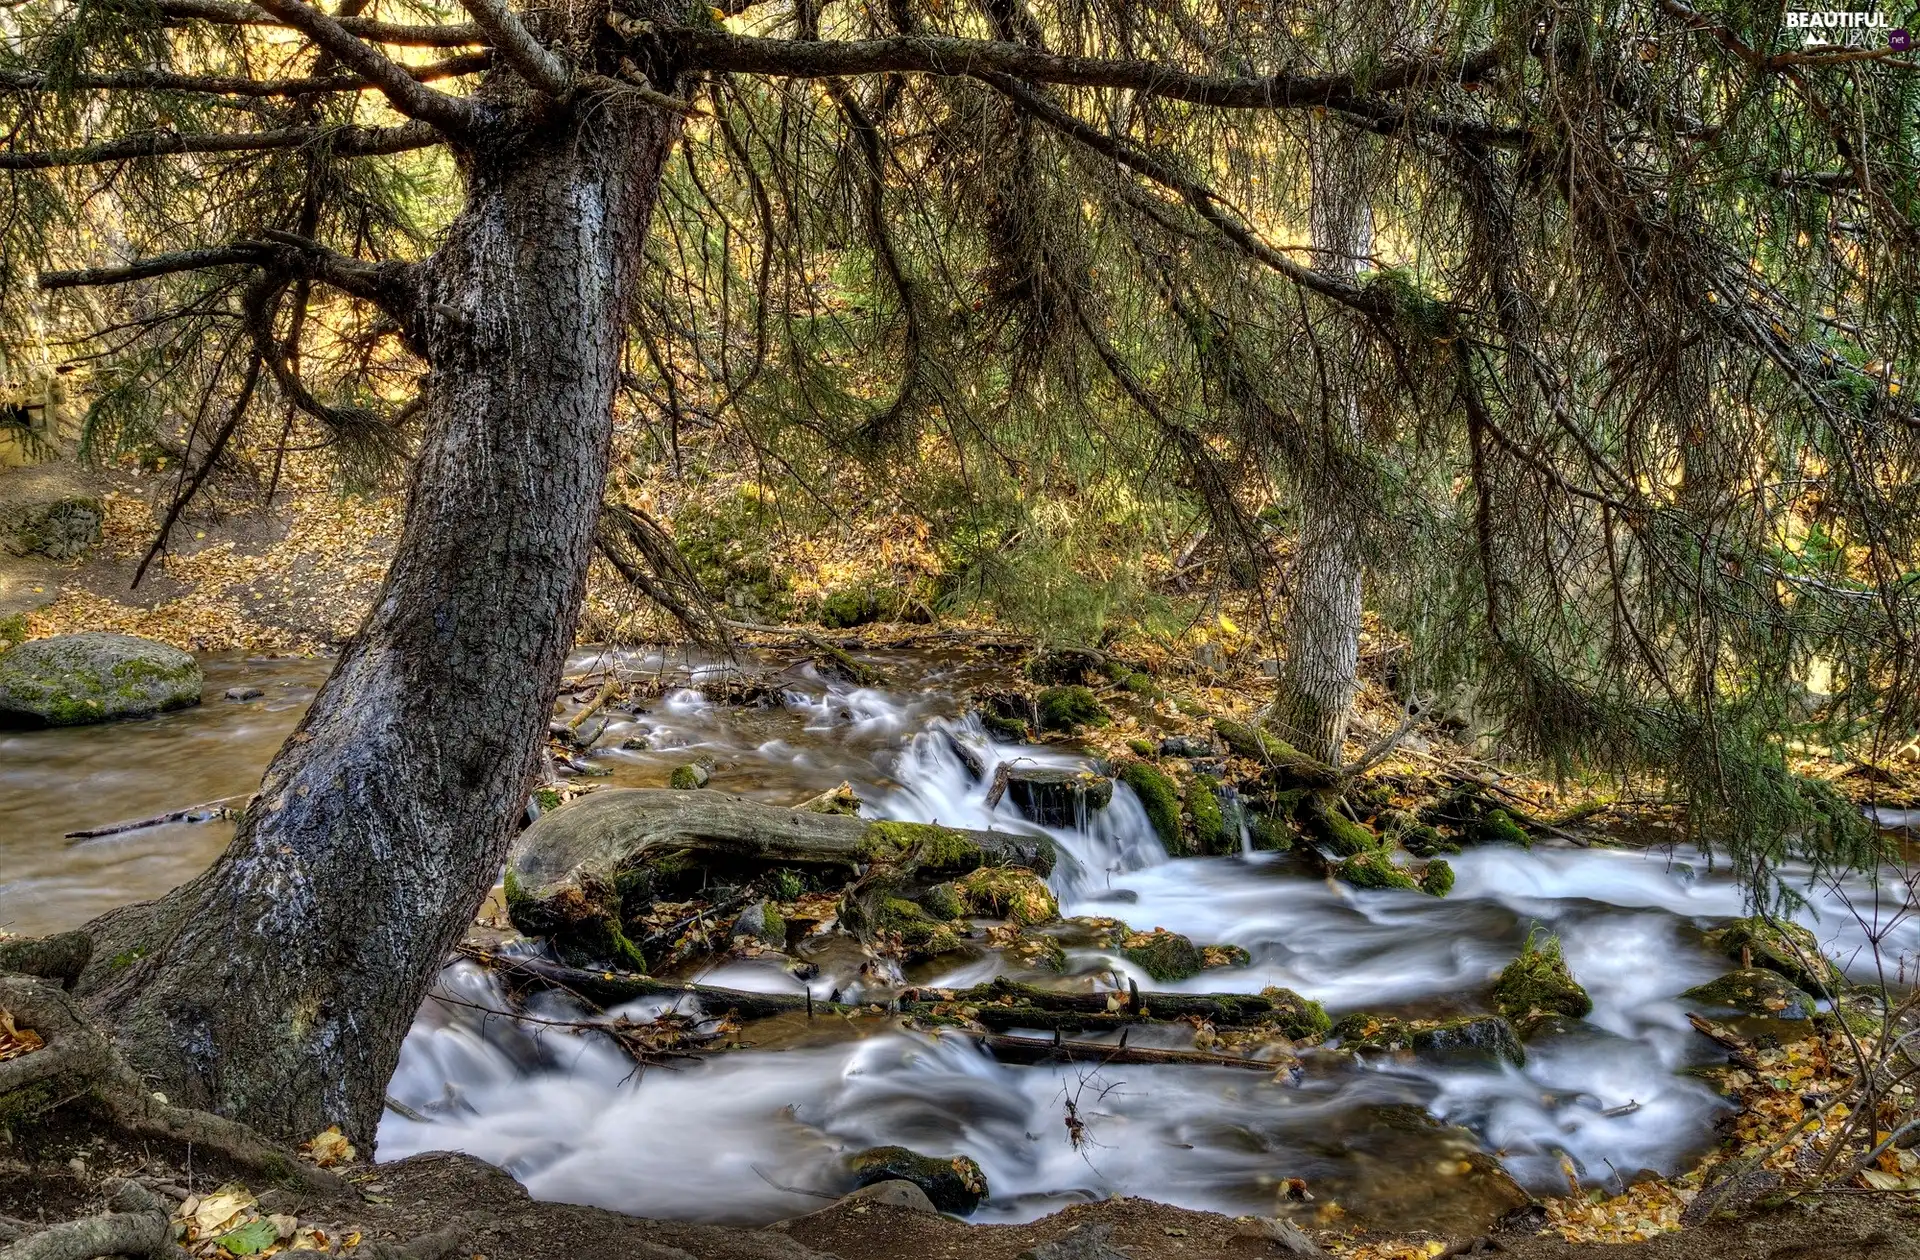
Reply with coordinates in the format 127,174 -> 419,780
1783,7 -> 1912,48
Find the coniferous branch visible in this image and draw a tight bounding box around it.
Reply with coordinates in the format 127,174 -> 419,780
245,0 -> 479,132
154,0 -> 488,45
0,121 -> 444,169
0,53 -> 491,98
455,0 -> 569,96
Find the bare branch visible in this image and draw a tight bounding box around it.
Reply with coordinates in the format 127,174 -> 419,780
456,0 -> 569,96
156,0 -> 487,46
0,120 -> 441,170
247,0 -> 478,132
659,27 -> 1503,108
0,53 -> 491,99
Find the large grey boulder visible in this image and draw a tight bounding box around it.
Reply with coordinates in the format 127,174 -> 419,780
0,632 -> 202,726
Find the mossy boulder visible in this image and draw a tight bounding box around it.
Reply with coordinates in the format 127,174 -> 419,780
1683,969 -> 1817,1020
732,901 -> 786,948
1494,931 -> 1593,1021
1258,987 -> 1333,1040
1001,767 -> 1113,827
1332,1013 -> 1525,1068
1471,808 -> 1531,848
1202,944 -> 1252,970
1185,775 -> 1233,855
668,762 -> 710,790
817,584 -> 902,629
876,898 -> 966,959
0,632 -> 201,726
1300,796 -> 1380,857
1000,927 -> 1067,972
1335,850 -> 1420,892
861,820 -> 1013,874
1121,928 -> 1204,982
957,868 -> 1058,924
919,881 -> 965,921
1703,917 -> 1845,993
1035,685 -> 1109,733
1116,761 -> 1185,855
1420,858 -> 1456,898
848,1146 -> 989,1214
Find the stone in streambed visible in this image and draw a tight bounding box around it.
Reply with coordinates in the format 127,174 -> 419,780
1493,931 -> 1592,1022
668,762 -> 710,790
1683,968 -> 1817,1020
847,1146 -> 988,1214
1121,927 -> 1204,982
0,632 -> 201,726
1001,766 -> 1113,827
732,900 -> 785,948
1703,916 -> 1845,993
224,685 -> 264,701
1333,1013 -> 1526,1068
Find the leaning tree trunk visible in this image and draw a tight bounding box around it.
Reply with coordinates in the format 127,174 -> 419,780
73,97 -> 685,1145
1270,125 -> 1371,767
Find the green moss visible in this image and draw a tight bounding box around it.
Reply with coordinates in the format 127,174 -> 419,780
1401,824 -> 1457,856
1213,718 -> 1296,762
1118,761 -> 1185,855
1494,929 -> 1593,1021
1703,916 -> 1844,993
1335,850 -> 1420,891
859,820 -> 986,872
877,898 -> 965,956
957,867 -> 1058,924
919,881 -> 965,921
1682,969 -> 1816,1020
818,585 -> 893,629
1249,813 -> 1295,852
847,1146 -> 989,1214
981,711 -> 1031,741
1036,685 -> 1109,732
108,945 -> 148,970
668,764 -> 703,790
0,615 -> 25,650
1259,987 -> 1332,1039
1301,796 -> 1380,857
1121,928 -> 1204,981
1185,775 -> 1231,855
1472,808 -> 1532,848
502,868 -> 529,914
532,787 -> 562,813
1126,738 -> 1156,757
1420,858 -> 1456,898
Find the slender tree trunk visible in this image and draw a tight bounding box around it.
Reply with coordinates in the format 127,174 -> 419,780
74,98 -> 684,1145
1269,127 -> 1370,766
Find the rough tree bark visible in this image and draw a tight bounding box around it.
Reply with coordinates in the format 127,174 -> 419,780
72,88 -> 686,1146
1269,123 -> 1371,767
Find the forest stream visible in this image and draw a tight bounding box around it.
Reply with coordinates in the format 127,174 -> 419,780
5,648 -> 1916,1237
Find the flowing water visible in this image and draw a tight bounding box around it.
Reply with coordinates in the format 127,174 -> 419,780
6,647 -> 1917,1231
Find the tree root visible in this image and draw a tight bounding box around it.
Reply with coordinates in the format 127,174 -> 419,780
0,1179 -> 184,1260
0,974 -> 339,1193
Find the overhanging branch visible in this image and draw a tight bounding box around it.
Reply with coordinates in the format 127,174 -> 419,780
0,53 -> 491,99
0,120 -> 441,170
156,0 -> 487,46
456,0 -> 570,96
247,0 -> 478,132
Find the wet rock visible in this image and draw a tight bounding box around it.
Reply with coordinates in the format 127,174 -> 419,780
847,1146 -> 988,1214
918,881 -> 965,921
836,1179 -> 937,1213
1202,944 -> 1252,970
1001,766 -> 1113,827
668,762 -> 711,790
1703,916 -> 1845,993
1157,735 -> 1216,758
1333,1014 -> 1525,1068
1185,775 -> 1235,855
874,897 -> 967,960
1683,969 -> 1818,1020
0,632 -> 201,726
938,729 -> 988,781
732,900 -> 785,948
224,685 -> 265,701
957,867 -> 1058,924
1035,685 -> 1109,733
972,689 -> 1036,741
1413,1016 -> 1526,1068
1494,931 -> 1593,1022
1258,987 -> 1333,1040
1121,928 -> 1204,982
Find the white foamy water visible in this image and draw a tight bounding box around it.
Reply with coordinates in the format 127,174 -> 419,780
379,662 -> 1918,1228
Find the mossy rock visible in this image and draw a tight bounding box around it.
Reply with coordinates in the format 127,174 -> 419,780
1332,1013 -> 1525,1068
1420,858 -> 1456,898
1121,928 -> 1204,982
957,868 -> 1058,924
1258,987 -> 1333,1040
1494,931 -> 1593,1021
1062,916 -> 1132,949
1300,796 -> 1380,857
1682,969 -> 1817,1020
1002,928 -> 1068,973
848,1146 -> 989,1214
1117,760 -> 1186,856
0,632 -> 202,726
973,690 -> 1036,742
1471,808 -> 1531,848
818,585 -> 902,629
1248,813 -> 1294,852
919,881 -> 965,921
1335,850 -> 1419,892
876,898 -> 966,959
732,901 -> 785,948
668,762 -> 709,790
981,711 -> 1032,741
1212,718 -> 1293,763
1703,917 -> 1845,993
1125,738 -> 1156,758
1035,685 -> 1109,733
1185,775 -> 1233,855
1202,944 -> 1252,970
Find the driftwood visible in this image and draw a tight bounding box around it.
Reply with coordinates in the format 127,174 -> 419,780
64,795 -> 250,841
